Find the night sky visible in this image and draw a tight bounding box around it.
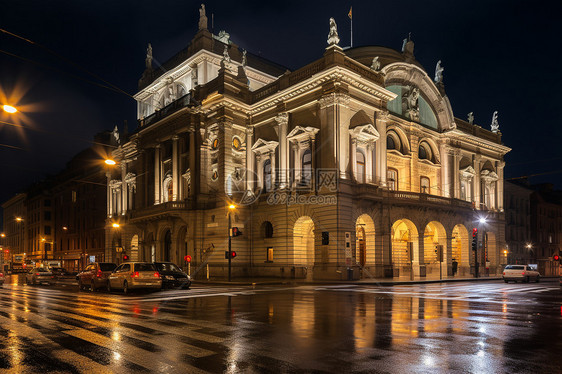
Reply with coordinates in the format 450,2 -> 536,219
1,0 -> 561,210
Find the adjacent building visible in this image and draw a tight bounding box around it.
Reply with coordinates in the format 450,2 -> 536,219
504,180 -> 532,264
105,6 -> 510,280
1,193 -> 26,264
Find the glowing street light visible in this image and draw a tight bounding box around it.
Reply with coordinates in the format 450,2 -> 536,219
0,233 -> 5,238
2,105 -> 18,114
105,159 -> 116,166
478,217 -> 487,224
229,204 -> 236,210
15,217 -> 23,222
112,223 -> 120,228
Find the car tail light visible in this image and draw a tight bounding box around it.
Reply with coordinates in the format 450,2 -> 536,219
522,272 -> 525,275
132,271 -> 140,278
36,273 -> 40,276
154,272 -> 160,278
503,272 -> 505,275
97,269 -> 102,278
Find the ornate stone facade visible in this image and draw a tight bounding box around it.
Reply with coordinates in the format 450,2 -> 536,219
105,7 -> 510,280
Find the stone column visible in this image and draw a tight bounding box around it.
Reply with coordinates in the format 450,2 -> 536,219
172,135 -> 179,201
311,138 -> 317,191
269,151 -> 276,188
497,161 -> 505,211
366,143 -> 373,183
245,127 -> 254,192
318,93 -> 351,179
154,145 -> 161,205
275,113 -> 288,189
350,137 -> 357,181
473,155 -> 481,209
189,129 -> 196,198
292,143 -> 299,187
376,111 -> 388,186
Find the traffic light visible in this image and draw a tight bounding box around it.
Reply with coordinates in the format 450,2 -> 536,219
123,254 -> 129,261
554,254 -> 560,262
471,228 -> 478,251
231,227 -> 242,237
225,251 -> 237,259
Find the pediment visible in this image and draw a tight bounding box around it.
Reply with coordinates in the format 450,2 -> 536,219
350,124 -> 380,142
460,165 -> 476,176
251,138 -> 278,154
287,126 -> 320,141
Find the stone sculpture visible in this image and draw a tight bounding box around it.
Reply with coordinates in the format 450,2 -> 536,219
402,86 -> 420,121
327,17 -> 340,46
435,60 -> 444,83
468,112 -> 474,125
491,111 -> 499,133
198,4 -> 207,30
370,56 -> 380,71
146,43 -> 152,69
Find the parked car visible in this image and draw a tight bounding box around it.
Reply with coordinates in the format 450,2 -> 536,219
76,262 -> 117,291
503,265 -> 540,283
49,267 -> 69,277
107,262 -> 162,294
154,262 -> 191,289
0,271 -> 4,287
25,267 -> 55,285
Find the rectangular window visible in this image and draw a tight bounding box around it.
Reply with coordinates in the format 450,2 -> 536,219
266,247 -> 274,262
44,211 -> 51,221
420,176 -> 430,194
44,199 -> 51,207
387,169 -> 398,191
44,226 -> 51,235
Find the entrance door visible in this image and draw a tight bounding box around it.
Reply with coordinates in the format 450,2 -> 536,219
357,227 -> 366,267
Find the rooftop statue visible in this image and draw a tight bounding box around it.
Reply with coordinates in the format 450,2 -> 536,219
434,60 -> 444,83
145,43 -> 152,69
327,17 -> 340,46
467,112 -> 474,125
222,45 -> 231,63
112,125 -> 120,145
198,4 -> 208,30
491,111 -> 499,133
370,56 -> 381,71
242,50 -> 247,67
216,30 -> 231,44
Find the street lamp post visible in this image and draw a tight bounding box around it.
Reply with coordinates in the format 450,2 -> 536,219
228,204 -> 236,282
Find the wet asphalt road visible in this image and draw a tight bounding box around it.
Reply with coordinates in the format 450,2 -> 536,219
0,276 -> 561,373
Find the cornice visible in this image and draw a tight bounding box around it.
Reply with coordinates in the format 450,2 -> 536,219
447,129 -> 511,154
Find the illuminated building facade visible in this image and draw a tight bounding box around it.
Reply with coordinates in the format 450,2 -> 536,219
105,6 -> 509,279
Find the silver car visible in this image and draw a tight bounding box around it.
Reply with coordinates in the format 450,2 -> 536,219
25,267 -> 55,285
107,262 -> 162,294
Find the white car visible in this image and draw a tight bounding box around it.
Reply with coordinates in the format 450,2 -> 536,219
25,267 -> 55,285
503,265 -> 540,283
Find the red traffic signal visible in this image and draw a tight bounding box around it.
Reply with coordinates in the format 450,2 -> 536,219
472,228 -> 478,238
224,251 -> 237,259
554,254 -> 560,261
184,255 -> 192,263
231,251 -> 236,258
123,254 -> 129,261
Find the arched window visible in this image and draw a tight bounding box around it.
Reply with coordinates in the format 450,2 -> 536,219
420,176 -> 430,194
263,159 -> 272,192
387,169 -> 398,191
356,151 -> 365,183
387,135 -> 396,150
418,145 -> 428,160
301,149 -> 312,186
262,221 -> 273,238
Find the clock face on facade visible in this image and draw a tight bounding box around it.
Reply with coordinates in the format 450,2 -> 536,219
232,137 -> 241,150
211,138 -> 219,150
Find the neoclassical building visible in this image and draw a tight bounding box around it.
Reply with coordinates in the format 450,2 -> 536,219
105,6 -> 510,280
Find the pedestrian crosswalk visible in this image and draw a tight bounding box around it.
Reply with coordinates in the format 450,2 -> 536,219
315,282 -> 560,305
0,284 -> 244,373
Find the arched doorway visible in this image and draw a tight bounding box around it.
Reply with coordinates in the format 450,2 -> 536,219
423,221 -> 447,279
452,225 -> 469,276
356,214 -> 375,270
163,230 -> 172,262
130,235 -> 139,262
293,216 -> 315,280
391,219 -> 419,279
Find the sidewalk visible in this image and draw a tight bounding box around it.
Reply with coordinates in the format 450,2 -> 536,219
192,275 -> 507,287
